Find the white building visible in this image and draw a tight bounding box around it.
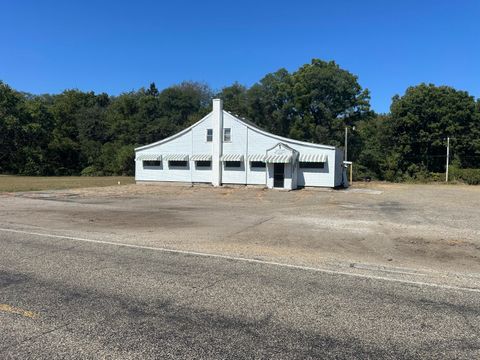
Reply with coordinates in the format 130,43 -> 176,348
135,99 -> 347,190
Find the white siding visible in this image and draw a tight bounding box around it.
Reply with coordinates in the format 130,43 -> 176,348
191,160 -> 212,183
247,160 -> 267,185
191,114 -> 213,183
135,130 -> 192,182
222,161 -> 246,184
296,148 -> 336,187
222,113 -> 248,184
246,121 -> 336,188
135,115 -> 212,183
134,104 -> 344,188
222,113 -> 248,154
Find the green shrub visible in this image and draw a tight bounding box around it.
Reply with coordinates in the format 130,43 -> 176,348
429,172 -> 442,182
450,167 -> 480,185
81,166 -> 102,176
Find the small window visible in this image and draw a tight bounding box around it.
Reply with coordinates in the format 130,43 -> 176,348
143,160 -> 161,167
299,162 -> 325,169
223,128 -> 231,142
251,161 -> 266,168
169,160 -> 188,167
196,160 -> 211,168
206,129 -> 213,142
225,161 -> 241,168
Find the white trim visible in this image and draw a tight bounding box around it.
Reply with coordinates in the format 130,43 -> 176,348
223,127 -> 232,142
135,113 -> 211,151
206,128 -> 213,142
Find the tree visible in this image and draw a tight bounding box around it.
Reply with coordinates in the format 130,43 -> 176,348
388,83 -> 480,179
354,114 -> 392,180
288,59 -> 371,146
0,81 -> 25,173
1,63 -> 479,181
76,97 -> 110,173
146,82 -> 159,97
217,82 -> 249,117
18,97 -> 54,175
247,69 -> 294,136
47,90 -> 100,174
243,59 -> 372,146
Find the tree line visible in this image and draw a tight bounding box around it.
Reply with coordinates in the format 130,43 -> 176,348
1,59 -> 479,181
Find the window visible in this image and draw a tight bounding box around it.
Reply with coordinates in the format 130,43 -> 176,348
225,161 -> 241,168
143,160 -> 161,167
206,129 -> 213,142
299,162 -> 325,169
223,128 -> 231,142
169,160 -> 188,167
196,160 -> 211,168
250,161 -> 266,168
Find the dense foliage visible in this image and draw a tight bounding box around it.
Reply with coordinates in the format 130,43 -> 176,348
1,59 -> 479,180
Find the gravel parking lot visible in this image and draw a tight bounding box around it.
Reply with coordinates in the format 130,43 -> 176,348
1,182 -> 479,278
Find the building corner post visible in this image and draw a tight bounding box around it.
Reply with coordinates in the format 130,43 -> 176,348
212,99 -> 223,186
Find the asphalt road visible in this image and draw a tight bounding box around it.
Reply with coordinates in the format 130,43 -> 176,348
1,230 -> 479,359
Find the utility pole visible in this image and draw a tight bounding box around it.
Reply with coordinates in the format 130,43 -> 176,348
445,137 -> 450,182
344,126 -> 355,184
344,126 -> 348,162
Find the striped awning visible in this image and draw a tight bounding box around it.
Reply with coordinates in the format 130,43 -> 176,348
220,154 -> 244,162
299,153 -> 328,162
136,154 -> 162,161
190,154 -> 212,161
265,154 -> 292,163
248,154 -> 266,162
163,154 -> 189,161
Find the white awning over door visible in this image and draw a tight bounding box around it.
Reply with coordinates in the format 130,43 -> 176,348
265,154 -> 292,163
136,154 -> 162,161
163,154 -> 189,161
220,154 -> 244,161
299,153 -> 328,162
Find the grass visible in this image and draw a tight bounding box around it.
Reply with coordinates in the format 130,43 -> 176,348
0,176 -> 135,193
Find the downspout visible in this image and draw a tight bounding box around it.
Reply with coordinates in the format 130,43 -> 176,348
211,99 -> 223,187
190,130 -> 193,186
245,127 -> 249,185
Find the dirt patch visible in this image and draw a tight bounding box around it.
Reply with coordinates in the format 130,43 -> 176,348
394,236 -> 480,265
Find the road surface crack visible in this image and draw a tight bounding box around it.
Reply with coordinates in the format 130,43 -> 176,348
0,321 -> 71,352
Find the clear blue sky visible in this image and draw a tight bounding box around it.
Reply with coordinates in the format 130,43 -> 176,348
1,0 -> 479,113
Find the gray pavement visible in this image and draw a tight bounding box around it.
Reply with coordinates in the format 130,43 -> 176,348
1,230 -> 479,359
